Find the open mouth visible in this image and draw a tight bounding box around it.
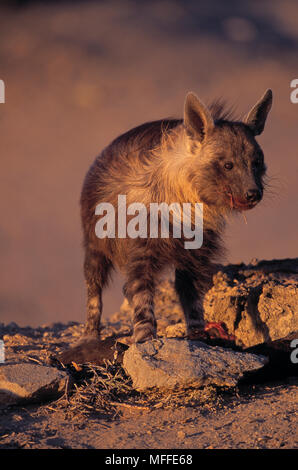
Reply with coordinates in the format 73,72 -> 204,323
226,192 -> 259,211
233,199 -> 257,210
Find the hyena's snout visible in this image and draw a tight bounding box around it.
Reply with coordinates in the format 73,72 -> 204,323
245,188 -> 262,204
229,183 -> 263,210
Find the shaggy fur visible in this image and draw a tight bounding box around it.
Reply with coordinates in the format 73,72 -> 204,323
80,90 -> 272,342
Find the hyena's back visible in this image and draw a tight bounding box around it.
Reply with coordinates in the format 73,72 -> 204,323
80,118 -> 181,255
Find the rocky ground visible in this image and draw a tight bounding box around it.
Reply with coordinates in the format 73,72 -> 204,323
0,259 -> 297,449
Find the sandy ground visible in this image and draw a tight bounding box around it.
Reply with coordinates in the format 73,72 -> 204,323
0,320 -> 297,449
1,384 -> 297,449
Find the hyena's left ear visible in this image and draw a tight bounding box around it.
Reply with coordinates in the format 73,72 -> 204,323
245,89 -> 273,136
184,92 -> 214,142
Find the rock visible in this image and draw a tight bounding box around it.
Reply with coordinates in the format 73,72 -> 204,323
0,363 -> 70,406
118,258 -> 298,348
204,258 -> 298,347
123,338 -> 268,390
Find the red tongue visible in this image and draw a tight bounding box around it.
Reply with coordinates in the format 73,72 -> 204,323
227,192 -> 250,210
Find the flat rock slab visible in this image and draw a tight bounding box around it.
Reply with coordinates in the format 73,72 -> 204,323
123,338 -> 268,390
0,363 -> 69,406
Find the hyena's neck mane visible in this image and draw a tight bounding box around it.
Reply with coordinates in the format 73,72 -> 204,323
147,123 -> 224,233
148,101 -> 236,231
148,99 -> 237,201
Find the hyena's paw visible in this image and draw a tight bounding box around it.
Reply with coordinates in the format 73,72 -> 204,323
133,322 -> 157,343
187,327 -> 208,341
187,320 -> 207,341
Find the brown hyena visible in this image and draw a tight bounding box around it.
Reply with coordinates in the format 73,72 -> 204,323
80,89 -> 272,343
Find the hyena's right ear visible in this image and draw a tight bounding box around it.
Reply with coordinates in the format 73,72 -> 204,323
184,92 -> 214,142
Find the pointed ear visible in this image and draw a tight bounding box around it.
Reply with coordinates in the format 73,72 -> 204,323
245,89 -> 273,136
184,92 -> 214,142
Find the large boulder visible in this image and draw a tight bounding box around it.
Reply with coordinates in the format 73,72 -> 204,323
204,258 -> 298,347
117,258 -> 298,348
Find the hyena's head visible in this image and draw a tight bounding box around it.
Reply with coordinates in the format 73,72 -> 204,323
183,89 -> 272,212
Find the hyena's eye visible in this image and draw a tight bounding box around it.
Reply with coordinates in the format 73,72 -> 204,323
224,161 -> 234,170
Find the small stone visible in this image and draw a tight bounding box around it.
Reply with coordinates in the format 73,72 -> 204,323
165,323 -> 186,338
0,363 -> 70,406
12,414 -> 23,421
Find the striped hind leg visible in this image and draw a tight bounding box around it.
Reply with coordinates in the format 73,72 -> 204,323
83,248 -> 113,338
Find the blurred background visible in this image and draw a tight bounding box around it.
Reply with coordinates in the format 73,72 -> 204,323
0,0 -> 297,327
